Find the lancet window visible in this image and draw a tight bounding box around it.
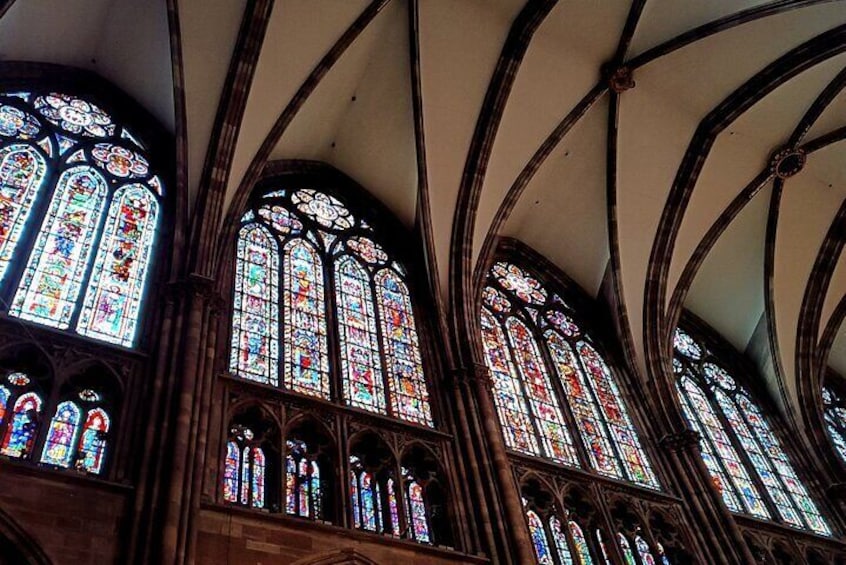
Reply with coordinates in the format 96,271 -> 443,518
673,327 -> 831,536
481,260 -> 659,489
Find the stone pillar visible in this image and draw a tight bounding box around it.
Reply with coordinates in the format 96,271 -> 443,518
659,429 -> 754,564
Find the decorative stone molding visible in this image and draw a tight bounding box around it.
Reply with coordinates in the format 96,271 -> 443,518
769,146 -> 806,179
604,65 -> 635,93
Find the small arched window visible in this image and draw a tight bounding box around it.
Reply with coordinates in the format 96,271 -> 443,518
286,439 -> 322,519
522,491 -> 596,565
822,384 -> 846,463
674,327 -> 831,536
222,424 -> 268,509
0,92 -> 164,347
229,188 -> 433,426
481,260 -> 659,488
1,389 -> 42,459
40,388 -> 111,473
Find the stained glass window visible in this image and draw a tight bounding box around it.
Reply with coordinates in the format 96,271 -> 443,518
482,260 -> 659,487
0,392 -> 42,458
823,386 -> 846,463
387,478 -> 400,536
231,188 -> 433,425
619,534 -> 636,565
230,224 -> 279,385
569,521 -> 593,565
41,401 -> 81,468
0,91 -> 163,346
527,509 -> 555,565
286,439 -> 322,519
635,535 -> 656,565
674,327 -> 832,535
0,385 -> 9,426
350,456 -> 381,532
77,407 -> 109,474
222,426 -> 266,509
550,516 -> 574,565
403,470 -> 431,543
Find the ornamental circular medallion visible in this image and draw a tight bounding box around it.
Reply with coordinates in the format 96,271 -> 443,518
79,389 -> 102,402
34,93 -> 115,138
546,310 -> 580,337
673,329 -> 702,360
258,205 -> 303,234
492,262 -> 546,305
7,372 -> 30,386
291,189 -> 354,230
91,144 -> 149,177
347,236 -> 388,265
0,105 -> 40,139
703,363 -> 736,390
483,286 -> 511,313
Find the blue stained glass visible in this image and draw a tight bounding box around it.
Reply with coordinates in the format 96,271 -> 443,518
387,478 -> 400,536
0,392 -> 42,458
406,479 -> 430,543
0,145 -> 46,283
360,471 -> 379,531
74,406 -> 109,472
350,468 -> 361,528
251,447 -> 266,508
569,521 -> 593,565
240,446 -> 250,504
527,510 -> 554,564
336,257 -> 385,413
77,184 -> 159,346
0,386 -> 9,426
550,516 -> 574,565
10,166 -> 108,328
635,535 -> 656,565
376,269 -> 433,426
480,307 -> 539,455
283,239 -> 329,398
619,534 -> 636,565
230,224 -> 279,385
41,401 -> 81,468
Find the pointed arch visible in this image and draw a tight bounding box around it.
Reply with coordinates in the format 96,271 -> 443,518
40,400 -> 81,468
229,223 -> 279,385
0,391 -> 42,458
10,166 -> 108,328
0,144 -> 47,283
77,407 -> 110,474
77,183 -> 159,346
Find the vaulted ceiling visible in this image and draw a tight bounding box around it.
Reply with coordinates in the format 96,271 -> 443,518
3,0 -> 846,432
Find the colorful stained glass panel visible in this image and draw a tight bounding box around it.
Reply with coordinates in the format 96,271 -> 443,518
492,262 -> 546,305
407,480 -> 430,542
376,270 -> 432,426
0,145 -> 46,283
0,392 -> 42,458
569,521 -> 593,565
527,510 -> 554,565
10,166 -> 108,328
550,516 -> 574,565
223,441 -> 240,503
77,408 -> 109,474
41,401 -> 81,468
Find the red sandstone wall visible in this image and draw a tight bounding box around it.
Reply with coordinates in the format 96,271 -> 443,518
0,464 -> 129,565
197,506 -> 488,565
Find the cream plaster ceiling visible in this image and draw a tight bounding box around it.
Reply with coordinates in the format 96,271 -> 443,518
4,0 -> 846,431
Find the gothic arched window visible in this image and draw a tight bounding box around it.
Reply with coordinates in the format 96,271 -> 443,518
223,424 -> 269,509
822,384 -> 846,463
673,327 -> 831,536
0,92 -> 164,347
286,438 -> 322,519
522,496 -> 596,565
229,188 -> 433,427
0,372 -> 45,459
481,260 -> 659,488
40,387 -> 111,474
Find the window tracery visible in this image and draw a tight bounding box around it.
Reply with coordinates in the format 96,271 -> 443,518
0,91 -> 164,347
673,326 -> 831,536
481,260 -> 659,488
229,188 -> 433,427
822,383 -> 846,464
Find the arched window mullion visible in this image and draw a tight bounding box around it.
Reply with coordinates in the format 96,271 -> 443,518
536,327 -> 596,473
569,335 -> 630,481
677,376 -> 749,514
499,312 -> 547,459
323,235 -> 343,404
703,381 -> 786,524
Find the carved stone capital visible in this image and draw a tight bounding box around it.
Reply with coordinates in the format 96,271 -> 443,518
769,146 -> 806,179
659,429 -> 701,452
447,364 -> 493,392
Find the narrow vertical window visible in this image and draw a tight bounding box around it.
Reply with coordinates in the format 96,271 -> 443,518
10,167 -> 108,328
527,509 -> 554,565
822,386 -> 846,462
282,239 -> 329,398
0,392 -> 42,458
634,535 -> 656,565
77,184 -> 159,346
550,516 -> 574,565
0,144 -> 46,282
251,447 -> 265,509
223,441 -> 240,503
480,307 -> 539,455
376,269 -> 432,426
386,478 -> 400,536
0,385 -> 9,425
41,401 -> 81,467
230,224 -> 279,385
286,439 -> 323,519
618,534 -> 636,565
77,407 -> 109,474
404,474 -> 430,543
336,257 -> 385,413
569,521 -> 592,565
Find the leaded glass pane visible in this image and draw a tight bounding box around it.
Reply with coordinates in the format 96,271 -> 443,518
0,392 -> 41,458
635,535 -> 656,565
77,184 -> 159,346
550,516 -> 574,565
375,269 -> 432,426
406,479 -> 430,543
480,308 -> 539,455
527,510 -> 554,565
251,447 -> 266,509
506,317 -> 577,464
576,341 -> 659,488
77,408 -> 109,474
10,166 -> 108,328
41,401 -> 81,468
619,534 -> 636,565
0,145 -> 46,283
282,239 -> 330,398
387,478 -> 400,536
230,224 -> 279,385
336,257 -> 385,413
223,441 -> 240,503
569,521 -> 593,565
